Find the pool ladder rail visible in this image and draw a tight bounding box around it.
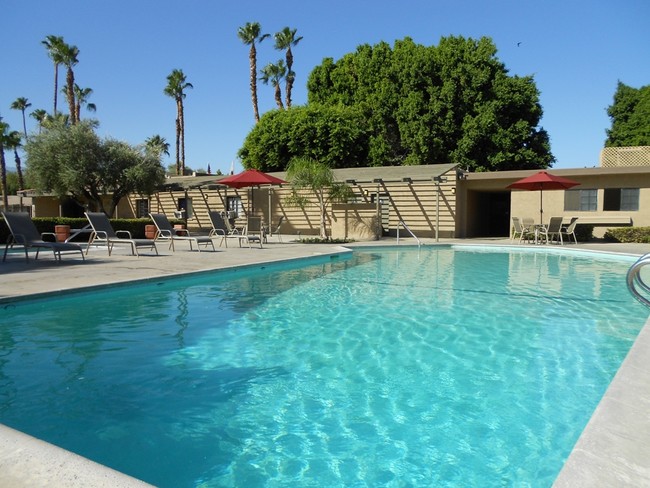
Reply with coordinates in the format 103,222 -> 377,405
396,220 -> 422,247
627,252 -> 650,307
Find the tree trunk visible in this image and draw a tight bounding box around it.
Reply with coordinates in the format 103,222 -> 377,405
14,150 -> 24,190
274,84 -> 284,109
178,99 -> 185,175
175,117 -> 181,175
66,67 -> 76,124
0,139 -> 8,209
250,45 -> 260,122
53,64 -> 59,115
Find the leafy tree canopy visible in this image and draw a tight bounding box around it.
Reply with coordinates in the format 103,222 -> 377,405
241,35 -> 554,172
25,120 -> 166,215
238,104 -> 369,171
605,81 -> 650,147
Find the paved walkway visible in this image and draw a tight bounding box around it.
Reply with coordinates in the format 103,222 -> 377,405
0,237 -> 649,486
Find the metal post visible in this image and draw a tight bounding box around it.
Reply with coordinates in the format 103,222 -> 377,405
436,183 -> 440,242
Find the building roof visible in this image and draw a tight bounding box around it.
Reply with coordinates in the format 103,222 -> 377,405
163,164 -> 459,189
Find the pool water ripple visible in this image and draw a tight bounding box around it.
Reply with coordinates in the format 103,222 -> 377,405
0,247 -> 647,487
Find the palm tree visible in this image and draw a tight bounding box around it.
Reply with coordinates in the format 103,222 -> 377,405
238,22 -> 270,123
10,97 -> 32,137
284,157 -> 353,239
4,130 -> 25,190
73,85 -> 96,121
59,42 -> 80,124
274,27 -> 303,108
30,109 -> 48,134
145,134 -> 170,159
41,35 -> 66,115
0,119 -> 8,208
164,69 -> 193,175
260,60 -> 287,110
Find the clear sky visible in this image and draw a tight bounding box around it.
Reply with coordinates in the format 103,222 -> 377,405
2,0 -> 649,174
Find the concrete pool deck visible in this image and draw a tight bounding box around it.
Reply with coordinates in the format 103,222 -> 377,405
0,237 -> 649,486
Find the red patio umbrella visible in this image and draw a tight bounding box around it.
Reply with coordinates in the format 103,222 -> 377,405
216,169 -> 287,228
217,169 -> 286,189
507,170 -> 580,224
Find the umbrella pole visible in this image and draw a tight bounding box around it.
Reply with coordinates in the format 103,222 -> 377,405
540,189 -> 543,225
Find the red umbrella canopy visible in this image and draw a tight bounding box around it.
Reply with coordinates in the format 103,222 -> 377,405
507,171 -> 580,224
506,171 -> 580,191
217,169 -> 286,189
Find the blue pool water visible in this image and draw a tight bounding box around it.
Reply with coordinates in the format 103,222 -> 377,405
1,246 -> 648,487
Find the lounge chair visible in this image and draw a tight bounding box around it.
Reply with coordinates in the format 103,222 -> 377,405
149,213 -> 215,252
511,217 -> 533,243
207,211 -> 242,248
560,217 -> 579,244
238,216 -> 264,249
85,212 -> 158,256
538,216 -> 564,244
2,211 -> 85,262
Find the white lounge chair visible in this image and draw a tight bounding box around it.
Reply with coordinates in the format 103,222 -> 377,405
2,211 -> 85,262
149,213 -> 215,252
85,212 -> 158,256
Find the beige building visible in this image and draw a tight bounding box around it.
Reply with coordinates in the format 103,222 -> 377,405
8,155 -> 650,241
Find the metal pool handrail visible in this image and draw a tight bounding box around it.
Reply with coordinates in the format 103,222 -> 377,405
396,220 -> 422,247
627,252 -> 650,307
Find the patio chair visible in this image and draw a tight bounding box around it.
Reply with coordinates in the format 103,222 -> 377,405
511,217 -> 533,243
238,216 -> 264,249
85,212 -> 158,256
265,216 -> 284,243
149,213 -> 215,252
560,217 -> 579,244
207,211 -> 242,248
538,216 -> 564,245
2,212 -> 85,262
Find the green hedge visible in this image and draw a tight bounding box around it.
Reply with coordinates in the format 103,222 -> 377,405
0,217 -> 161,243
604,226 -> 650,243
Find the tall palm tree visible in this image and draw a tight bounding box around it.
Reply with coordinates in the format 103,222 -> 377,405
260,60 -> 287,110
73,85 -> 96,121
238,22 -> 270,123
30,109 -> 48,134
10,97 -> 32,137
164,69 -> 193,175
59,42 -> 80,124
4,130 -> 25,190
41,35 -> 66,115
274,27 -> 303,108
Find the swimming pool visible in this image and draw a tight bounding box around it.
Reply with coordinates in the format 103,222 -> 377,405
1,246 -> 647,487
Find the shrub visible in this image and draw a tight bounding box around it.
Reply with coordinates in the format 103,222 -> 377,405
604,226 -> 650,243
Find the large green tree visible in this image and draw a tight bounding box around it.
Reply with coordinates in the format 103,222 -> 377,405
164,69 -> 192,175
24,120 -> 165,215
238,104 -> 369,171
274,27 -> 303,108
605,81 -> 650,147
306,36 -> 554,171
238,22 -> 270,123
